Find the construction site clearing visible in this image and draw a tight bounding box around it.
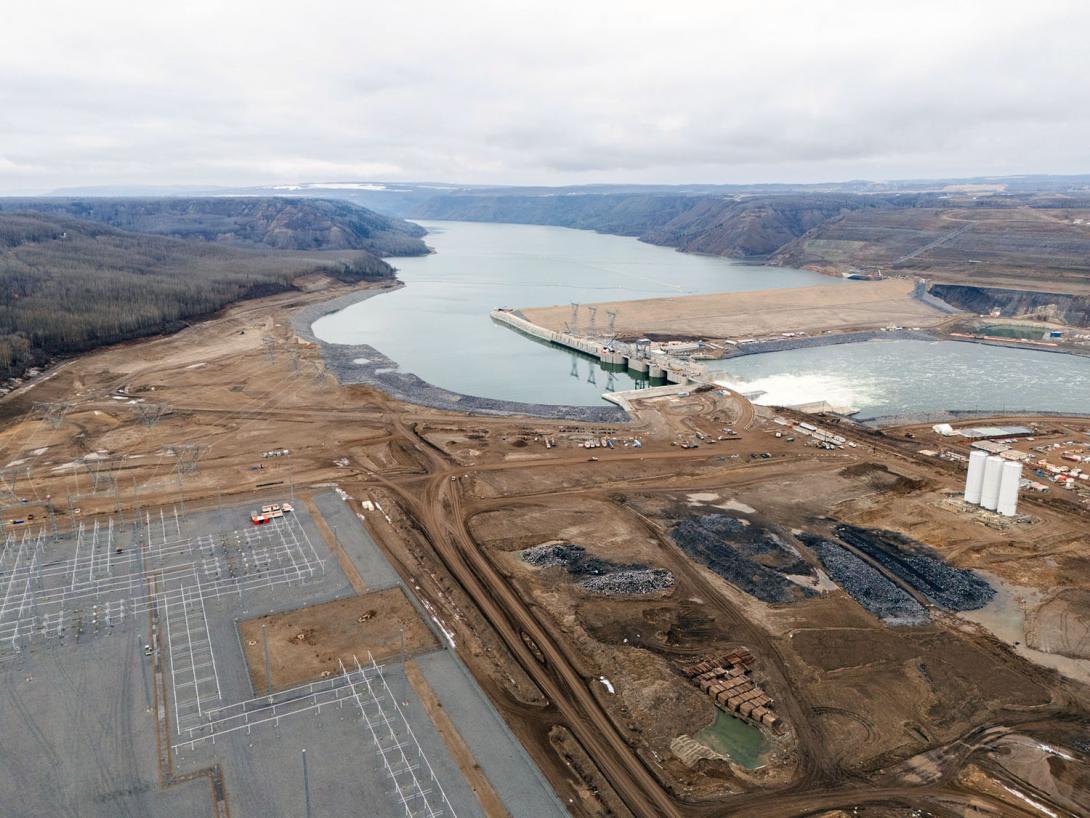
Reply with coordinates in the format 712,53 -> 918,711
0,275 -> 1088,817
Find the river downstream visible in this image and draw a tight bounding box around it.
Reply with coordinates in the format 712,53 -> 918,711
312,220 -> 1090,417
708,339 -> 1090,420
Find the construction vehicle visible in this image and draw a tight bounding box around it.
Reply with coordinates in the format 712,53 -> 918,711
250,502 -> 294,525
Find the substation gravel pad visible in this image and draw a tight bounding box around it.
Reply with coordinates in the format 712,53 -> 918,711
238,586 -> 437,691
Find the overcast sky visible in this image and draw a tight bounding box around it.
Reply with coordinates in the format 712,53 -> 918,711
1,1 -> 1087,192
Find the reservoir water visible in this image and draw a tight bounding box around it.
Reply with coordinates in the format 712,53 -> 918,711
314,220 -> 1090,416
312,221 -> 830,406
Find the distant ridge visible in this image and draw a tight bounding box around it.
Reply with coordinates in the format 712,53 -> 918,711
0,196 -> 429,257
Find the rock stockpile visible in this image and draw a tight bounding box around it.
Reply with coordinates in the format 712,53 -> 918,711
670,514 -> 814,604
834,525 -> 995,611
801,534 -> 930,627
580,568 -> 675,596
520,542 -> 675,597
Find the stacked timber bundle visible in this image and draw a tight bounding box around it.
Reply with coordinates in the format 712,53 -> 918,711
681,650 -> 781,730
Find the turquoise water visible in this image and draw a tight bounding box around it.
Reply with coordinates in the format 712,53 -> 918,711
312,221 -> 831,405
694,710 -> 771,769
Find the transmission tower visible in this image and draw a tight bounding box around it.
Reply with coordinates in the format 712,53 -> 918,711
586,305 -> 598,338
133,403 -> 171,427
262,336 -> 278,361
33,401 -> 72,429
606,370 -> 617,392
569,354 -> 580,378
569,302 -> 580,335
289,347 -> 302,373
0,467 -> 18,502
606,310 -> 617,336
80,456 -> 119,493
172,443 -> 209,476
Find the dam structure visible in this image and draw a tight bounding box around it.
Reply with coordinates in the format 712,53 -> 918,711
491,308 -> 709,388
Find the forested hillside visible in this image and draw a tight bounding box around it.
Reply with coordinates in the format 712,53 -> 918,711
411,192 -> 904,257
0,212 -> 391,381
0,197 -> 429,257
410,190 -> 1090,291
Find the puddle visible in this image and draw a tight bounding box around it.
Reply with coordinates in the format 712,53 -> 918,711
694,710 -> 770,769
958,571 -> 1090,685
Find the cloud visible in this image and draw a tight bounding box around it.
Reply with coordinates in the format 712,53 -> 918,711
0,0 -> 1087,191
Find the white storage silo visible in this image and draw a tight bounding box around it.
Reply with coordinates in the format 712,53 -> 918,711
964,449 -> 988,504
997,460 -> 1022,517
980,456 -> 1004,511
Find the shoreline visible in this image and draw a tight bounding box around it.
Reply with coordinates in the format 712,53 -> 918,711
293,223 -> 1088,424
860,408 -> 1090,428
297,281 -> 1089,425
291,281 -> 628,422
711,327 -> 1090,362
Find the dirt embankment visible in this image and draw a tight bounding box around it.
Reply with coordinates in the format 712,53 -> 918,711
931,283 -> 1090,327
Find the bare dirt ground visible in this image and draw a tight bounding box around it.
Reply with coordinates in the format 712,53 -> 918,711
2,276 -> 1088,818
519,278 -> 952,340
238,587 -> 437,691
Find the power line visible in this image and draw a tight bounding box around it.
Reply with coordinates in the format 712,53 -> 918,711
133,403 -> 172,427
171,443 -> 209,476
80,456 -> 119,493
32,401 -> 72,429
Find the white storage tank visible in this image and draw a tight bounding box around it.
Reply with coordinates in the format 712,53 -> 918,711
997,460 -> 1022,517
964,449 -> 988,504
980,455 -> 1004,510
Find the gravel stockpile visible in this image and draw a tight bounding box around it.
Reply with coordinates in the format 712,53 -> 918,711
670,514 -> 814,604
580,568 -> 675,596
834,525 -> 995,612
520,543 -> 674,596
805,536 -> 930,626
520,542 -> 589,569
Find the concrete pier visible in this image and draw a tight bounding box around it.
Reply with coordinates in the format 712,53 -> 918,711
490,308 -> 706,388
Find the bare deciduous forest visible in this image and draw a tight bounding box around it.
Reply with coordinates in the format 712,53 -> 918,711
0,211 -> 392,380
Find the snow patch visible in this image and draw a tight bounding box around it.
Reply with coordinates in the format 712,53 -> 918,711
598,676 -> 615,694
716,499 -> 756,514
1002,785 -> 1057,817
419,596 -> 456,648
1036,741 -> 1076,761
